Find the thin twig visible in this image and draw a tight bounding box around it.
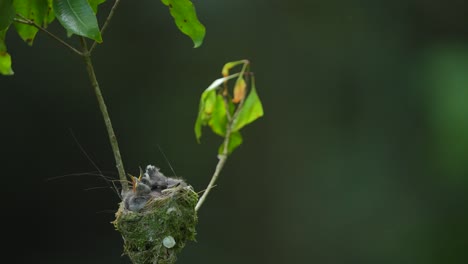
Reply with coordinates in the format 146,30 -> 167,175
80,37 -> 129,193
195,148 -> 229,212
13,17 -> 83,56
90,0 -> 122,53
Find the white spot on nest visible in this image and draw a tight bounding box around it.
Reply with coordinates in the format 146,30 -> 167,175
163,236 -> 176,248
166,207 -> 177,214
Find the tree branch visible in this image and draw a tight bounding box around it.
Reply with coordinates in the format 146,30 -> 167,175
80,37 -> 129,193
13,17 -> 83,56
90,0 -> 122,53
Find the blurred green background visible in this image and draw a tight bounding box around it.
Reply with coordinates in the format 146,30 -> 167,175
2,0 -> 468,263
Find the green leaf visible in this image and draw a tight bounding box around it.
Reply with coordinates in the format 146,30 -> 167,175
13,0 -> 49,45
218,131 -> 243,154
87,0 -> 105,13
208,95 -> 229,136
195,89 -> 216,142
232,76 -> 264,131
0,0 -> 14,31
53,0 -> 102,42
161,0 -> 206,48
194,74 -> 240,142
45,0 -> 55,27
222,60 -> 246,77
0,28 -> 13,75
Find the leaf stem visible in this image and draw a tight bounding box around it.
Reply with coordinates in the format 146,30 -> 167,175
90,0 -> 122,53
13,16 -> 83,56
80,37 -> 128,193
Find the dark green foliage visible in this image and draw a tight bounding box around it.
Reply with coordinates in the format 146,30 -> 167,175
0,0 -> 14,30
0,0 -> 206,75
53,0 -> 102,42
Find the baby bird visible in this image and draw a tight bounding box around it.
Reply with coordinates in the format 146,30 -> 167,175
143,165 -> 168,190
124,171 -> 152,211
124,165 -> 188,211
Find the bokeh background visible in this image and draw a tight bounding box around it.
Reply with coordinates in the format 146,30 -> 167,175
2,0 -> 468,263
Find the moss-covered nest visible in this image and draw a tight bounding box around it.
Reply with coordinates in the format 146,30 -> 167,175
113,185 -> 198,264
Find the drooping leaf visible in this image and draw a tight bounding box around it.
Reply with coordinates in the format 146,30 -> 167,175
208,95 -> 229,136
88,0 -> 105,13
0,28 -> 13,75
222,60 -> 246,77
0,0 -> 14,31
161,0 -> 206,48
195,74 -> 240,142
232,77 -> 264,131
13,0 -> 49,45
232,77 -> 246,103
218,131 -> 242,154
195,89 -> 216,142
53,0 -> 102,42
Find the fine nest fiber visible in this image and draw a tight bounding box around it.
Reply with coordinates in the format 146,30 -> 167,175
113,165 -> 198,264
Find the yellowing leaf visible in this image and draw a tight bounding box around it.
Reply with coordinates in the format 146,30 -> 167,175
222,60 -> 246,77
232,77 -> 246,103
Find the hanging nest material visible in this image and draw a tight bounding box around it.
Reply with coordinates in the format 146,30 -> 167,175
113,165 -> 198,264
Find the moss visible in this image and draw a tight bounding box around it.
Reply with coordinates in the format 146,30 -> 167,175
113,185 -> 198,264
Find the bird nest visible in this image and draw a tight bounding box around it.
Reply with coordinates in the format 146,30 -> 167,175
113,165 -> 198,264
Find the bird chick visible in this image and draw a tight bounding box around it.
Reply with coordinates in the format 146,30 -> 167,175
124,173 -> 151,211
144,165 -> 187,189
124,165 -> 188,211
143,165 -> 168,189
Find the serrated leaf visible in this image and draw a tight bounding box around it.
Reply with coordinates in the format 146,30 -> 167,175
14,0 -> 49,45
0,0 -> 14,31
161,0 -> 206,48
0,28 -> 13,75
232,77 -> 246,103
53,0 -> 102,42
218,131 -> 242,154
88,0 -> 105,13
232,77 -> 264,131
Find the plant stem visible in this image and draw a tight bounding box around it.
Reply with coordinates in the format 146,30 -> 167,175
80,37 -> 128,193
195,70 -> 253,211
90,0 -> 122,53
13,17 -> 83,56
195,131 -> 230,212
